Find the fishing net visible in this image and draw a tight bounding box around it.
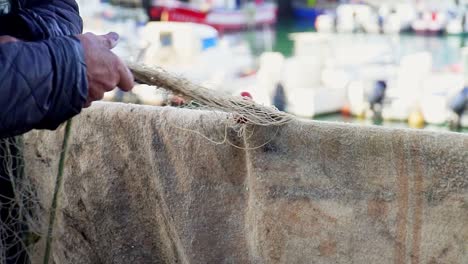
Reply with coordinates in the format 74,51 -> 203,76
0,63 -> 294,263
128,63 -> 293,126
128,63 -> 294,147
0,137 -> 43,264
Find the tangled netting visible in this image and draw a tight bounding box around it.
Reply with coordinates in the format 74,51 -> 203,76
0,65 -> 294,263
0,121 -> 71,264
0,137 -> 43,264
128,63 -> 294,129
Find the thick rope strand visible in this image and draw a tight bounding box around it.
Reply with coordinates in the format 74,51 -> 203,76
127,63 -> 294,128
43,120 -> 73,264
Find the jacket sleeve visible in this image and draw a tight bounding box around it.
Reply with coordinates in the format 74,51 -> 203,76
0,0 -> 83,40
0,36 -> 88,138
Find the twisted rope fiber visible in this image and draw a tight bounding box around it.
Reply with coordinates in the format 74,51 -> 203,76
127,63 -> 295,128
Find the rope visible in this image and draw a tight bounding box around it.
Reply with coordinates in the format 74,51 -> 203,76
43,120 -> 73,264
127,63 -> 294,128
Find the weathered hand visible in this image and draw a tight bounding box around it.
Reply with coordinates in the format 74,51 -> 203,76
76,32 -> 134,108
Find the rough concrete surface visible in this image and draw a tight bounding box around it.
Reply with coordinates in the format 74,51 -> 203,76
23,103 -> 467,264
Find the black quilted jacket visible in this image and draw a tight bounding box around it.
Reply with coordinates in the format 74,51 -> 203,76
0,0 -> 87,138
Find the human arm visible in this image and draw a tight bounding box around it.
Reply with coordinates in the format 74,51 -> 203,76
0,36 -> 86,137
0,33 -> 133,138
0,0 -> 83,40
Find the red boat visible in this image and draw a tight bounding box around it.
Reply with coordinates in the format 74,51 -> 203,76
146,0 -> 277,31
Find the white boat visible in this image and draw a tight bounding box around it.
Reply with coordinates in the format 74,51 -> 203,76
240,52 -> 285,107
347,49 -> 468,128
316,3 -> 416,35
315,13 -> 335,33
335,4 -> 374,33
420,73 -> 464,125
412,11 -> 447,35
251,33 -> 356,117
92,21 -> 256,105
411,0 -> 453,35
379,3 -> 415,34
445,11 -> 468,35
383,52 -> 433,121
410,51 -> 468,127
234,34 -> 348,117
461,115 -> 468,127
252,33 -> 401,118
145,0 -> 277,31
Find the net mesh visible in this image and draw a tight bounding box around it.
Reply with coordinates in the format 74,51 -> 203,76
128,63 -> 294,129
0,63 -> 294,263
0,137 -> 43,264
128,62 -> 295,148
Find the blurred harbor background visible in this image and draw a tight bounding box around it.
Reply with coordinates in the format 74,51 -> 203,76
77,0 -> 468,132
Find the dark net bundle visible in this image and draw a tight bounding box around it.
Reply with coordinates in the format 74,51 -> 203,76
0,137 -> 43,264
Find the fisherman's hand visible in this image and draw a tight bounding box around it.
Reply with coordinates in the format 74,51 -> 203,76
0,35 -> 18,44
76,32 -> 134,108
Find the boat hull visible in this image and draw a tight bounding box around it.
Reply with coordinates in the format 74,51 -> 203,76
148,3 -> 277,31
292,4 -> 325,22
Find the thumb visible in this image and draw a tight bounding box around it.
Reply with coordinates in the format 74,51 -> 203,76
0,36 -> 19,44
102,32 -> 120,49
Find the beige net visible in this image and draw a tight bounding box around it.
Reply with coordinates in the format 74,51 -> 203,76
0,63 -> 295,263
128,63 -> 294,129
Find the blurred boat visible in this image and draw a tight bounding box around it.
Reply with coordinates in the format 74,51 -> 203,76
122,21 -> 256,104
335,4 -> 374,34
282,34 -> 345,117
348,52 -> 432,122
250,33 -> 356,117
382,53 -> 433,121
445,11 -> 468,35
347,50 -> 468,128
315,2 -> 415,35
301,0 -> 468,37
259,32 -> 403,118
411,11 -> 446,35
378,3 -> 415,34
145,0 -> 277,31
315,12 -> 335,33
420,73 -> 464,125
232,37 -> 341,117
291,0 -> 337,22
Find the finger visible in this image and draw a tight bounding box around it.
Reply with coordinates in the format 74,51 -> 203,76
84,100 -> 92,108
88,85 -> 106,102
171,96 -> 185,106
0,36 -> 19,44
101,32 -> 120,49
94,90 -> 105,101
116,58 -> 134,91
